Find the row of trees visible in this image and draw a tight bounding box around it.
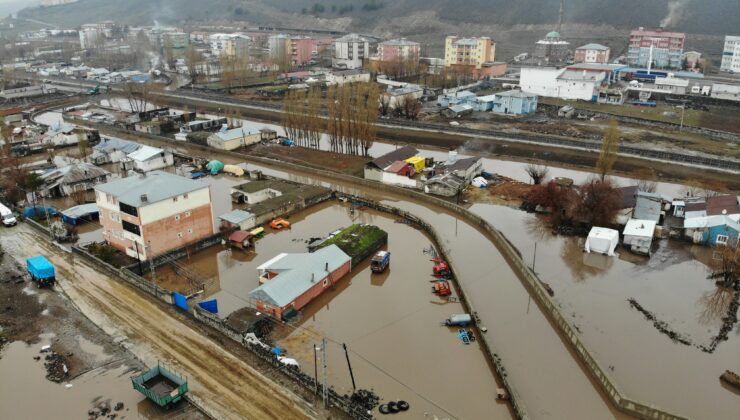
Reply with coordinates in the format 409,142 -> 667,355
281,83 -> 379,156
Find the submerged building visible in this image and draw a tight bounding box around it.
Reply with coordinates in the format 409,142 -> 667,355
250,245 -> 352,319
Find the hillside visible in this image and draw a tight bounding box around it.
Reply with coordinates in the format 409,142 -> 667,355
18,0 -> 738,34
15,0 -> 735,60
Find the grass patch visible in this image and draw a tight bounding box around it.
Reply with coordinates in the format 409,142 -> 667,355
318,224 -> 387,262
540,98 -> 740,134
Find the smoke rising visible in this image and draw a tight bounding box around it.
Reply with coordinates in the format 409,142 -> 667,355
660,0 -> 689,28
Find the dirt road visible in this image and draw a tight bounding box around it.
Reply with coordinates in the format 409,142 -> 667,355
1,225 -> 312,420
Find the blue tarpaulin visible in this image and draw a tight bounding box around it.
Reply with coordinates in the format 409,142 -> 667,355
271,347 -> 284,356
24,206 -> 59,218
197,299 -> 218,314
26,256 -> 55,279
173,292 -> 189,311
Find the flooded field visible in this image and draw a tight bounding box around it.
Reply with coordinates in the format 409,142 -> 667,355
151,200 -> 510,419
470,203 -> 740,419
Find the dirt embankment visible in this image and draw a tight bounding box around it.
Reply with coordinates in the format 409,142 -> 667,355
249,143 -> 368,177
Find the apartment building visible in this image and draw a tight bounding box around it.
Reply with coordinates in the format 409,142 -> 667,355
627,27 -> 685,69
333,33 -> 370,70
210,33 -> 251,57
720,35 -> 740,73
376,38 -> 421,62
95,171 -> 214,261
444,36 -> 496,69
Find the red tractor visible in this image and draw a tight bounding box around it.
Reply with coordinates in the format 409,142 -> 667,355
431,259 -> 451,277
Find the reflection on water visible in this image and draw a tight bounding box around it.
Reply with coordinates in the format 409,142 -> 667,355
151,201 -> 508,419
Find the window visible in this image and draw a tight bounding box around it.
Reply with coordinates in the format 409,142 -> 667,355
187,228 -> 193,234
177,232 -> 183,238
323,278 -> 329,287
172,196 -> 178,202
185,211 -> 191,217
122,220 -> 141,236
175,214 -> 180,221
716,235 -> 729,245
119,202 -> 138,217
183,193 -> 188,199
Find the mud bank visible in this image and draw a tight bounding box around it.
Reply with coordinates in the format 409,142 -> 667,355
0,247 -> 204,419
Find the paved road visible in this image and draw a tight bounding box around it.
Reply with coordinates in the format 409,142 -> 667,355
0,225 -> 312,420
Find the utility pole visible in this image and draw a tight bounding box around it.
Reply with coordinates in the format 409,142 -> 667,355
342,343 -> 356,392
322,338 -> 328,408
313,344 -> 319,396
679,105 -> 685,132
134,241 -> 143,274
532,242 -> 537,272
41,195 -> 52,240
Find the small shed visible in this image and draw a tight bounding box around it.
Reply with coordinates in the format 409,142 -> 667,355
584,227 -> 619,256
623,219 -> 657,256
228,230 -> 254,249
219,209 -> 257,231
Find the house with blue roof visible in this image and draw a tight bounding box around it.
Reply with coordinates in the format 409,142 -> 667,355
250,245 -> 351,319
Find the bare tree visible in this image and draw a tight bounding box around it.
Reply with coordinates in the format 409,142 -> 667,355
379,93 -> 391,116
576,177 -> 621,227
596,120 -> 620,180
184,45 -> 202,85
708,244 -> 739,288
634,167 -> 658,193
525,164 -> 549,185
403,96 -> 422,120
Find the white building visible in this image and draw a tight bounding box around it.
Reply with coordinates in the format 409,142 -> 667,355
710,83 -> 740,102
333,34 -> 370,70
207,126 -> 261,151
520,64 -> 625,101
654,75 -> 690,95
720,35 -> 740,73
122,145 -> 174,173
210,33 -> 250,57
623,219 -> 657,256
326,69 -> 371,86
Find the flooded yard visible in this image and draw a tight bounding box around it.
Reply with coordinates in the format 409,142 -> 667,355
470,203 -> 740,419
148,200 -> 510,419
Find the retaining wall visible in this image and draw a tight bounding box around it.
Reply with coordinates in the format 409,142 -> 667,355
69,117 -> 689,419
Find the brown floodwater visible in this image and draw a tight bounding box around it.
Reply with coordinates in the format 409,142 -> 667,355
470,203 -> 740,420
0,336 -> 167,419
153,201 -> 511,419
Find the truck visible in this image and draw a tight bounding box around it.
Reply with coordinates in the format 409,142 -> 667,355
26,255 -> 55,287
0,204 -> 17,226
131,363 -> 189,409
370,251 -> 390,273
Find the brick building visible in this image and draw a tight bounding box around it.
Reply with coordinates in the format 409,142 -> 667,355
95,171 -> 214,261
250,245 -> 352,319
574,43 -> 610,64
376,38 -> 420,62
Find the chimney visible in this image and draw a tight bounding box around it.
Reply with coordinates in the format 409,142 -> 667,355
311,273 -> 315,282
140,194 -> 148,203
325,262 -> 329,271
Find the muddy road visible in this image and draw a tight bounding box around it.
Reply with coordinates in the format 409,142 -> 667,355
1,224 -> 313,420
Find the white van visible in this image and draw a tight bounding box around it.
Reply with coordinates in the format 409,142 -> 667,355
0,204 -> 17,227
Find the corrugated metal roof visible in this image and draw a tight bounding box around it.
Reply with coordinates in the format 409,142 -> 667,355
495,89 -> 535,99
94,137 -> 142,154
633,192 -> 662,222
368,146 -> 418,170
127,145 -> 165,162
41,162 -> 109,184
212,127 -> 256,141
219,209 -> 254,224
684,215 -> 740,230
61,203 -> 99,219
249,245 -> 351,307
95,171 -> 207,207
